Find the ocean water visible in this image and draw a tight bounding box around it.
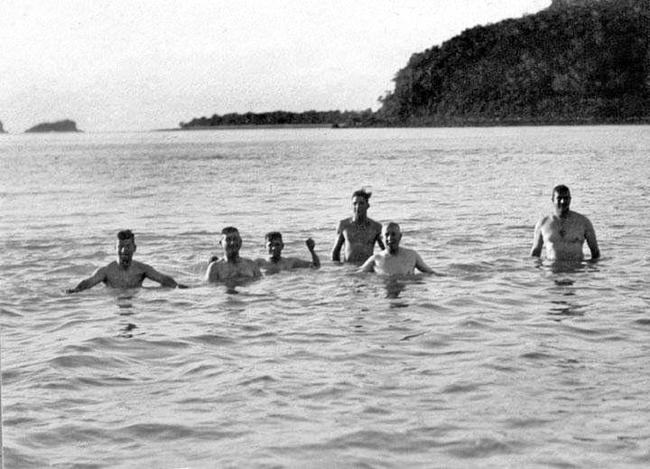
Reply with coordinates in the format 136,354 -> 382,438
1,126 -> 649,468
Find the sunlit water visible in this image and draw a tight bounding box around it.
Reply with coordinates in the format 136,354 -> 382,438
1,126 -> 649,468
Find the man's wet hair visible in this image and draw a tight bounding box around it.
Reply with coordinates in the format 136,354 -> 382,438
383,222 -> 401,233
352,189 -> 372,201
265,231 -> 283,242
552,184 -> 571,198
117,230 -> 134,241
221,226 -> 240,236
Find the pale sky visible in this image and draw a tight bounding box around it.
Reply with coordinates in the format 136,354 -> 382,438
1,0 -> 550,132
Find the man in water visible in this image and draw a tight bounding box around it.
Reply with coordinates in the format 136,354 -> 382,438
358,222 -> 435,275
67,230 -> 183,293
530,185 -> 600,261
206,226 -> 261,282
256,232 -> 320,274
331,189 -> 384,265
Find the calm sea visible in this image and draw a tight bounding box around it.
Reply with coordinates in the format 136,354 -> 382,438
1,126 -> 649,468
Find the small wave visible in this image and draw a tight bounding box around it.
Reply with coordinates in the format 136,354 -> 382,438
188,333 -> 236,346
0,307 -> 23,317
445,436 -> 517,458
441,382 -> 483,394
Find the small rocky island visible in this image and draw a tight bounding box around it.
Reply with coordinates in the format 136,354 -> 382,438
25,119 -> 81,133
0,120 -> 6,133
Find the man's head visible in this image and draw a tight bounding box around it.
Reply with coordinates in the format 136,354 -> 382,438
351,189 -> 371,220
265,231 -> 284,260
552,184 -> 571,216
220,226 -> 242,258
382,222 -> 402,254
116,230 -> 136,267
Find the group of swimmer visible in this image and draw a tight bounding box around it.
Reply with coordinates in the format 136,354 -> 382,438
66,185 -> 600,293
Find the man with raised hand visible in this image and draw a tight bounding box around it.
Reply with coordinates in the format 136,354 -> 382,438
256,232 -> 320,274
530,185 -> 600,261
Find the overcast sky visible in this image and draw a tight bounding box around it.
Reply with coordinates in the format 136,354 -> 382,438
1,0 -> 550,132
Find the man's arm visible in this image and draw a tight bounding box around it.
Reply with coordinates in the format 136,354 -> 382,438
250,261 -> 262,278
331,221 -> 345,262
205,261 -> 220,282
414,252 -> 435,274
67,267 -> 107,293
143,263 -> 183,288
530,219 -> 544,257
305,238 -> 320,268
357,255 -> 376,273
374,224 -> 385,251
584,217 -> 600,260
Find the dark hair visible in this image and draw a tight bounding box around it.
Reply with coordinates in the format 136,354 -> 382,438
265,231 -> 283,242
552,184 -> 571,198
221,226 -> 240,235
352,189 -> 372,201
117,229 -> 134,241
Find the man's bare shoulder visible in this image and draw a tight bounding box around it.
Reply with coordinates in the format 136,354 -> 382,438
398,246 -> 418,257
537,214 -> 553,227
103,261 -> 121,274
130,260 -> 154,272
368,218 -> 382,230
569,210 -> 591,224
338,217 -> 353,229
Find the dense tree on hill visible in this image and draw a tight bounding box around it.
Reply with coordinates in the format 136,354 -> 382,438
376,0 -> 650,125
179,109 -> 375,129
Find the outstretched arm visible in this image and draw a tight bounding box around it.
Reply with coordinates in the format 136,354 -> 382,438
67,267 -> 107,293
530,219 -> 544,257
143,264 -> 183,288
331,221 -> 345,262
584,218 -> 600,260
414,252 -> 435,274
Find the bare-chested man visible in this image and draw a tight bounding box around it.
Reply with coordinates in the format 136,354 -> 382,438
331,189 -> 385,265
530,185 -> 600,261
256,232 -> 320,274
206,227 -> 261,282
358,222 -> 435,275
67,230 -> 183,293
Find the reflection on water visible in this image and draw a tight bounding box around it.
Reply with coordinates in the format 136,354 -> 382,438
549,299 -> 585,318
384,277 -> 407,299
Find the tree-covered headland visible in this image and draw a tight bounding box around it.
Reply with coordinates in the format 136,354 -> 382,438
378,0 -> 649,125
181,0 -> 650,129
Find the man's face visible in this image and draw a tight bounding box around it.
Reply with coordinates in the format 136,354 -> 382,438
383,225 -> 402,252
266,238 -> 284,259
221,231 -> 242,256
351,196 -> 369,219
552,191 -> 571,215
117,238 -> 136,266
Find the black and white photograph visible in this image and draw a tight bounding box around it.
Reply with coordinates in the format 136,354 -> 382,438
1,0 -> 649,467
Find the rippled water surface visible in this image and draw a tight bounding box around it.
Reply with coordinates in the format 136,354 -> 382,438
2,127 -> 650,467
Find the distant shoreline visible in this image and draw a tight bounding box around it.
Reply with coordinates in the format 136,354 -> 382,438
164,119 -> 650,132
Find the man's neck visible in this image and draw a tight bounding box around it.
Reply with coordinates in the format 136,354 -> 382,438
225,253 -> 240,263
353,214 -> 367,223
387,247 -> 399,255
119,260 -> 132,270
268,255 -> 282,264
